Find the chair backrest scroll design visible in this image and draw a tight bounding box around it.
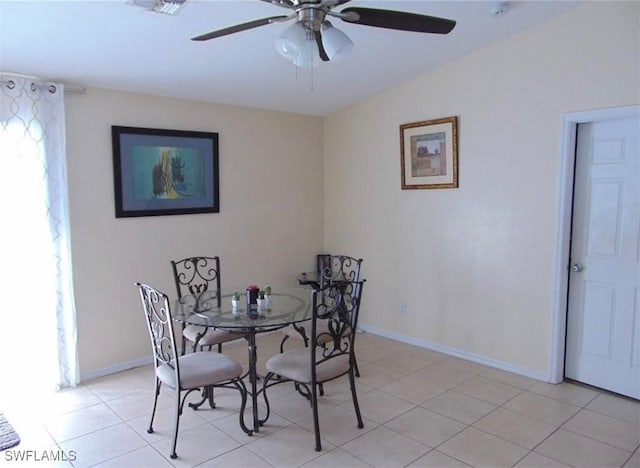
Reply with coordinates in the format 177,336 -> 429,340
311,280 -> 365,367
318,255 -> 362,286
171,256 -> 221,312
136,283 -> 180,382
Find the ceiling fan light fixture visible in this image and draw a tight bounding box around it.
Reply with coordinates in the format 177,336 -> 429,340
274,22 -> 307,61
322,21 -> 353,61
293,36 -> 320,68
130,0 -> 185,15
153,0 -> 185,15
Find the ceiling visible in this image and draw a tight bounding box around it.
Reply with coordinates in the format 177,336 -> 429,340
0,1 -> 581,116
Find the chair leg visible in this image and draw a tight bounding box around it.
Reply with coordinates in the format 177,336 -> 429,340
170,391 -> 182,459
348,367 -> 364,429
354,354 -> 360,378
147,378 -> 161,434
217,343 -> 222,353
311,381 -> 322,451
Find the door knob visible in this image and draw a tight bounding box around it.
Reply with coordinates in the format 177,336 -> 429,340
571,263 -> 584,272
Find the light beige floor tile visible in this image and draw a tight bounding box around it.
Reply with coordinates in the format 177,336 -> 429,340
57,423 -> 148,468
198,446 -> 273,467
407,450 -> 472,467
439,357 -> 489,375
529,381 -> 599,407
403,346 -> 449,363
301,447 -> 373,467
623,449 -> 639,468
127,404 -> 209,443
317,374 -> 373,406
296,405 -> 374,446
37,385 -> 103,416
347,390 -> 415,424
379,374 -> 450,405
535,428 -> 632,468
43,403 -> 122,443
385,407 -> 465,447
513,451 -> 571,467
92,445 -> 173,467
24,336 -> 640,468
357,363 -> 406,389
355,342 -> 398,364
454,376 -> 522,405
212,405 -> 289,443
268,387 -> 337,423
562,409 -> 640,452
152,423 -> 241,467
356,334 -> 407,351
586,393 -> 640,425
375,351 -> 438,375
472,407 -> 556,449
131,363 -> 156,381
421,391 -> 496,425
341,425 -> 430,468
410,361 -> 478,389
480,368 -> 538,390
438,427 -> 529,468
503,391 -> 580,426
245,424 -> 331,466
106,389 -> 173,422
354,332 -> 398,347
182,387 -> 251,423
86,371 -> 150,402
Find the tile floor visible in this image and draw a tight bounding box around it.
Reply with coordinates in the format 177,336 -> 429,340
2,332 -> 639,467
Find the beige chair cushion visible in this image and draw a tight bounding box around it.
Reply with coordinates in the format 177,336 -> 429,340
266,347 -> 350,384
156,352 -> 242,390
183,325 -> 246,347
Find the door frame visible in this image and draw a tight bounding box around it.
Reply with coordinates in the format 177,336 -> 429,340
550,105 -> 640,384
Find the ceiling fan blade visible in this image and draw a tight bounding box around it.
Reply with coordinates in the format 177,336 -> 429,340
340,7 -> 456,34
192,15 -> 289,41
314,30 -> 330,62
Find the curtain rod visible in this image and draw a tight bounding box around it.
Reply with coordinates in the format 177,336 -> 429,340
0,76 -> 87,95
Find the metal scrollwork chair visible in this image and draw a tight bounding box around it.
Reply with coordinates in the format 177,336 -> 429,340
261,279 -> 366,451
280,255 -> 363,379
135,282 -> 252,460
171,256 -> 247,354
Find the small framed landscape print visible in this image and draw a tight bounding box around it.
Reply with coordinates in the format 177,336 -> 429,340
400,116 -> 458,190
112,126 -> 219,218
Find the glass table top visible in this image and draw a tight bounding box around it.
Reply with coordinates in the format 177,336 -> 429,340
173,286 -> 313,330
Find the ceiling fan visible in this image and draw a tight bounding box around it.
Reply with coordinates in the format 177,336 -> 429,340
192,0 -> 456,68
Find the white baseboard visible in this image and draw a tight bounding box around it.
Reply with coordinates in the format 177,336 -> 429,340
358,323 -> 549,383
80,355 -> 153,383
80,327 -> 549,384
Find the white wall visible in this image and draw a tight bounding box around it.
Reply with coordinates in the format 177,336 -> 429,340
323,2 -> 639,379
65,89 -> 324,376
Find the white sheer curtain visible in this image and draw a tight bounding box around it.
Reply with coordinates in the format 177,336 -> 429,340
0,75 -> 78,393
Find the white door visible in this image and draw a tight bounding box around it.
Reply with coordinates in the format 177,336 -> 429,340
565,115 -> 640,399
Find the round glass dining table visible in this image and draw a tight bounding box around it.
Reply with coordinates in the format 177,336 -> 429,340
173,286 -> 313,433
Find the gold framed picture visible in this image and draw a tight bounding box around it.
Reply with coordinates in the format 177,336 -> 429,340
400,116 -> 458,190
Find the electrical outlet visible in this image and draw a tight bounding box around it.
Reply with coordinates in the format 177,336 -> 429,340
400,304 -> 408,316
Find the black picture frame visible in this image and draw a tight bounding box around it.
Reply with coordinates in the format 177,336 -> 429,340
112,126 -> 219,218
